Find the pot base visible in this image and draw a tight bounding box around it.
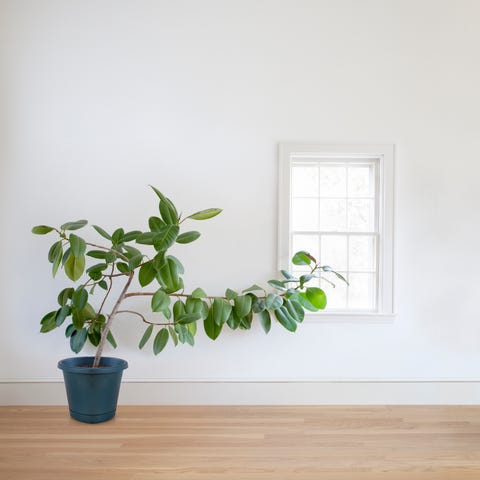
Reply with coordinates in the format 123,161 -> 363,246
69,409 -> 117,424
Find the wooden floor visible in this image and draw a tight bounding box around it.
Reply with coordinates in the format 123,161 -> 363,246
1,406 -> 480,479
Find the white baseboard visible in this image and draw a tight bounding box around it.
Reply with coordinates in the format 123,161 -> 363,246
2,380 -> 480,405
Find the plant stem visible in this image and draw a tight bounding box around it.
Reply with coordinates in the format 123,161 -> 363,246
92,271 -> 134,368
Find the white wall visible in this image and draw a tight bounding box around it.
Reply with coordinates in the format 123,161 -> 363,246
2,0 -> 480,404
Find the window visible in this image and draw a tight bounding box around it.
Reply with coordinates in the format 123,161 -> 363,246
278,144 -> 394,316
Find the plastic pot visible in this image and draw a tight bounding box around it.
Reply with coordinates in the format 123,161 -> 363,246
58,356 -> 128,424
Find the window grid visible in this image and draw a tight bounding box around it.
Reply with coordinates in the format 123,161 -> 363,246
290,158 -> 379,312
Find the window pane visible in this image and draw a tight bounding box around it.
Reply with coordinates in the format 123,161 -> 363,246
348,273 -> 376,310
319,166 -> 346,197
347,199 -> 375,232
348,165 -> 374,197
349,235 -> 376,271
292,234 -> 319,261
320,235 -> 347,271
319,199 -> 347,231
321,278 -> 347,310
292,165 -> 319,197
292,198 -> 318,231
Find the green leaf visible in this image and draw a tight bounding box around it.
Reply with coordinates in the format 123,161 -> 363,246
64,254 -> 85,281
49,241 -> 63,277
274,307 -> 297,332
322,266 -> 349,284
292,250 -> 313,266
305,287 -> 327,310
106,331 -> 117,348
225,288 -> 238,301
153,328 -> 169,355
281,270 -> 297,280
299,274 -> 315,286
88,329 -> 101,347
136,232 -> 156,245
153,225 -> 179,251
116,262 -> 130,273
284,299 -> 305,322
48,241 -> 62,263
294,292 -> 318,312
187,208 -> 222,220
138,324 -> 154,349
176,231 -> 201,244
204,308 -> 223,340
138,260 -> 156,287
149,216 -> 165,232
32,225 -> 54,235
61,220 -> 88,231
86,250 -> 116,262
173,300 -> 186,322
242,284 -> 264,294
65,324 -> 75,338
92,225 -> 111,240
70,327 -> 88,353
69,234 -> 86,258
168,326 -> 178,346
98,280 -> 108,290
177,312 -> 202,324
122,230 -> 142,242
252,297 -> 265,313
233,295 -> 252,318
40,311 -> 57,333
168,255 -> 184,274
258,310 -> 271,334
151,289 -> 170,312
58,287 -> 74,306
265,293 -> 282,310
111,228 -> 124,245
159,198 -> 179,225
212,298 -> 232,326
187,320 -> 197,336
86,263 -> 108,274
191,287 -> 206,299
72,286 -> 88,310
185,298 -> 209,319
156,257 -> 182,293
267,279 -> 287,291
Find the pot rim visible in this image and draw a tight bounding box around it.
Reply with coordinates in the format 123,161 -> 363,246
58,356 -> 128,375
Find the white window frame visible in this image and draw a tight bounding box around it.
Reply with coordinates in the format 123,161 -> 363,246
278,143 -> 395,319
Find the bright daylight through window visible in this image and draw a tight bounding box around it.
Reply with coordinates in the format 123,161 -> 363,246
278,144 -> 394,316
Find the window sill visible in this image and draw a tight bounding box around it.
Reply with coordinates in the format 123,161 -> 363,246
303,311 -> 396,324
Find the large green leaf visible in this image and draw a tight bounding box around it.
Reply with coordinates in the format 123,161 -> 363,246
258,310 -> 271,334
70,328 -> 88,353
305,287 -> 327,310
168,326 -> 178,346
156,257 -> 183,293
159,198 -> 179,225
185,298 -> 209,319
176,231 -> 200,244
72,286 -> 88,310
32,225 -> 54,235
284,299 -> 305,322
153,328 -> 169,355
292,250 -> 314,266
57,287 -> 74,306
48,241 -> 62,263
61,220 -> 88,231
191,287 -> 206,299
204,308 -> 223,340
136,232 -> 156,245
187,208 -> 222,220
138,260 -> 156,287
177,312 -> 202,324
153,225 -> 179,251
151,289 -> 170,312
212,298 -> 232,326
265,293 -> 282,310
225,288 -> 238,300
138,324 -> 154,349
64,254 -> 85,281
234,295 -> 252,318
274,307 -> 297,332
122,230 -> 142,242
69,234 -> 86,258
267,279 -> 287,291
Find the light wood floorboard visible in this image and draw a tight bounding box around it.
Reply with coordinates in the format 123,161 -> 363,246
1,406 -> 480,479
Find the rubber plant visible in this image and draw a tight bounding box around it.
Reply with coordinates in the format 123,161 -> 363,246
33,186 -> 346,368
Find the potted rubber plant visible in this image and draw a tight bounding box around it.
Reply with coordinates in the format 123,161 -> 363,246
32,186 -> 346,423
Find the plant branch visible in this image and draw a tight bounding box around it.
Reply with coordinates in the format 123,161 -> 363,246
93,270 -> 134,368
116,310 -> 174,326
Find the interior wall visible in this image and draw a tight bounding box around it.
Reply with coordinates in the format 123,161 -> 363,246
1,0 -> 480,402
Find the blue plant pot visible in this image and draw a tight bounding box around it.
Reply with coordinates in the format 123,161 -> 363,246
58,356 -> 128,424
